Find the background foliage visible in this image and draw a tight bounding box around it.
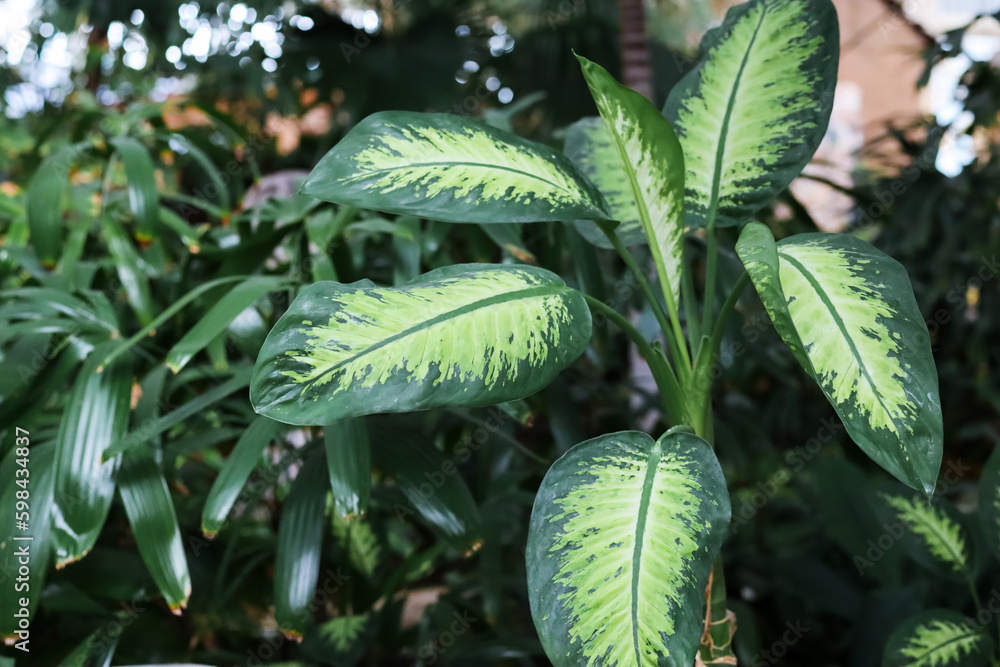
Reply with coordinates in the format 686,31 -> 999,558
0,1 -> 998,666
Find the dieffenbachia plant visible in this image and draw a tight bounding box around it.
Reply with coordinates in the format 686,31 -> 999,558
249,0 -> 945,662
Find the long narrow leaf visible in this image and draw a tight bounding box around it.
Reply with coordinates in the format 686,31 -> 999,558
165,276 -> 288,373
274,450 -> 329,638
27,147 -> 74,267
51,341 -> 132,566
201,416 -> 281,537
118,448 -> 191,612
101,215 -> 155,326
324,418 -> 371,520
111,137 -> 160,242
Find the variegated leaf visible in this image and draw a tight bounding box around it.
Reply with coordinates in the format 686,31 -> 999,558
527,428 -> 730,667
663,0 -> 839,228
578,56 -> 686,312
301,111 -> 610,224
564,117 -> 645,249
251,264 -> 591,426
737,223 -> 942,494
319,614 -> 370,652
880,493 -> 971,578
883,610 -> 993,667
978,445 -> 1000,563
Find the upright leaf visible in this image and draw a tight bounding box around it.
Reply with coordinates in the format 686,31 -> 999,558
27,147 -> 73,267
663,0 -> 839,228
111,137 -> 159,242
300,111 -> 610,224
564,117 -> 644,249
274,450 -> 329,638
527,428 -> 730,667
51,342 -> 132,566
324,418 -> 371,520
251,264 -> 591,426
118,449 -> 191,612
101,215 -> 155,326
882,610 -> 993,667
201,416 -> 282,537
737,223 -> 942,494
577,56 -> 686,312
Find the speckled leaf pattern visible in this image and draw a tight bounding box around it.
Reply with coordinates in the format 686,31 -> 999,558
883,610 -> 993,667
251,264 -> 592,426
301,111 -> 610,224
737,223 -> 942,494
880,493 -> 970,578
527,428 -> 730,667
663,0 -> 839,228
565,117 -> 645,249
578,56 -> 686,312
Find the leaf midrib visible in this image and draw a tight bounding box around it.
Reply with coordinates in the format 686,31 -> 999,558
300,283 -> 567,388
630,442 -> 662,667
905,502 -> 968,573
353,160 -> 579,198
905,628 -> 980,665
778,251 -> 900,431
704,4 -> 768,228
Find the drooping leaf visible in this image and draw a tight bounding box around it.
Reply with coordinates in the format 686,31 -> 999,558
111,137 -> 160,242
165,276 -> 288,373
300,111 -> 610,224
577,56 -> 686,313
251,264 -> 592,426
27,146 -> 74,267
118,448 -> 191,612
879,493 -> 971,579
0,442 -> 56,642
882,610 -> 993,667
527,428 -> 731,667
274,450 -> 329,638
372,417 -> 482,551
978,445 -> 1000,564
663,0 -> 839,228
564,117 -> 644,249
201,416 -> 282,537
50,342 -> 132,566
324,418 -> 371,520
736,223 -> 942,494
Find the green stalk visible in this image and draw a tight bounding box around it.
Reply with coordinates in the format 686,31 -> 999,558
583,295 -> 687,426
598,225 -> 692,379
680,241 -> 703,345
701,225 -> 719,336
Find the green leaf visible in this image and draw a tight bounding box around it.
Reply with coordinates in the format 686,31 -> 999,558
564,117 -> 644,249
577,56 -> 686,313
0,443 -> 56,641
527,428 -> 731,667
663,0 -> 839,228
251,264 -> 591,426
111,137 -> 160,242
318,613 -> 370,652
372,416 -> 482,551
882,610 -> 993,667
51,342 -> 132,566
27,146 -> 74,267
978,445 -> 1000,564
736,223 -> 942,494
324,418 -> 371,520
333,516 -> 380,578
118,448 -> 191,612
880,493 -> 970,578
101,215 -> 156,326
201,416 -> 282,537
275,450 -> 329,639
480,223 -> 538,264
300,111 -> 610,224
165,276 -> 288,374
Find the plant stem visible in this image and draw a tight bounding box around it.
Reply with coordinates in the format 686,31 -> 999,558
706,272 -> 751,361
680,243 -> 703,345
701,225 -> 719,336
583,294 -> 687,425
598,225 -> 692,379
